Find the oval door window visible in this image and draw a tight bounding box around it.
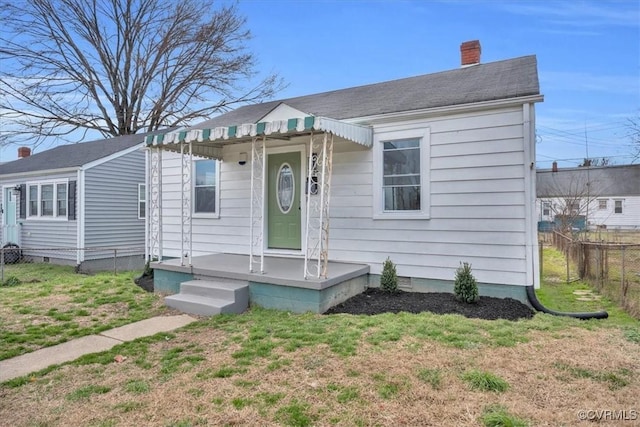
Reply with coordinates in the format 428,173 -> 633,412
277,163 -> 294,214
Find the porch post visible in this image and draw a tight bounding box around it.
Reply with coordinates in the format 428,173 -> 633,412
304,132 -> 334,279
149,146 -> 163,262
249,136 -> 265,273
180,142 -> 193,266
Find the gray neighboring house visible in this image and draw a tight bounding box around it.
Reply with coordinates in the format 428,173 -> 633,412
537,164 -> 640,230
0,132 -> 165,272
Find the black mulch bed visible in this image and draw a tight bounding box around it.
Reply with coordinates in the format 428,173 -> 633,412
324,288 -> 534,321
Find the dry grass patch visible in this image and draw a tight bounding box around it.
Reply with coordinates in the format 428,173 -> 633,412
0,264 -> 167,359
1,312 -> 638,427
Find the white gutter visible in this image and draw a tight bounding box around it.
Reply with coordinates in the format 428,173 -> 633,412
0,167 -> 80,180
522,102 -> 540,289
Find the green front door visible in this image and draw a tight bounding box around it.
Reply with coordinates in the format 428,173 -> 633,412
267,152 -> 302,250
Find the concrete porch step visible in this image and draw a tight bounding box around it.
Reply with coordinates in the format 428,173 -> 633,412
180,279 -> 247,300
164,278 -> 249,316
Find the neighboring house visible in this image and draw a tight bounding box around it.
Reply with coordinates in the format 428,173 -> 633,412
537,164 -> 640,231
0,131 -> 167,272
146,40 -> 543,314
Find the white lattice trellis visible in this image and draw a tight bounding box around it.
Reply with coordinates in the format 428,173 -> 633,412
180,143 -> 192,266
149,146 -> 163,261
304,132 -> 334,279
249,136 -> 266,273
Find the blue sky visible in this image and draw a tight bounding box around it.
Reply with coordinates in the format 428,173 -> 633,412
2,0 -> 638,167
235,0 -> 639,168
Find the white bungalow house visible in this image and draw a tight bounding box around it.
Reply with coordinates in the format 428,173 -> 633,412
0,131 -> 168,272
537,164 -> 640,231
147,40 -> 543,314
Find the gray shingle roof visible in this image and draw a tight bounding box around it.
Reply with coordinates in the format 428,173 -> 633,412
195,55 -> 539,129
0,130 -> 173,176
537,164 -> 640,197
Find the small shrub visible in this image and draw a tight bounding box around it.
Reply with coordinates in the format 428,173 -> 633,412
1,276 -> 21,287
380,257 -> 398,293
454,262 -> 479,303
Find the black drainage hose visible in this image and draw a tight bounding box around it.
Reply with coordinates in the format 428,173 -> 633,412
526,285 -> 608,320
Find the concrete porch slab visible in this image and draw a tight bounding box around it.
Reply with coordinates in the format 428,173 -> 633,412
152,253 -> 369,291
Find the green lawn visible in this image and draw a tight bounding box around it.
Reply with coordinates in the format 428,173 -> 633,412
537,247 -> 639,326
0,263 -> 167,360
0,257 -> 638,427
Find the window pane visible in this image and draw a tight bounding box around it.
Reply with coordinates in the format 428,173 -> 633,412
614,201 -> 622,213
139,184 -> 145,201
41,184 -> 53,216
598,200 -> 607,210
383,150 -> 420,176
29,185 -> 38,216
195,187 -> 216,213
383,175 -> 421,186
277,164 -> 294,213
383,139 -> 420,150
195,160 -> 216,186
57,183 -> 67,216
139,202 -> 146,218
384,186 -> 420,211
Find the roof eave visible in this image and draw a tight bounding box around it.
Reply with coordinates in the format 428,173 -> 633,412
0,166 -> 81,180
344,94 -> 544,125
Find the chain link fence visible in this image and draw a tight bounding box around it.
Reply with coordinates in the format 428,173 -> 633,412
0,246 -> 146,281
550,231 -> 640,318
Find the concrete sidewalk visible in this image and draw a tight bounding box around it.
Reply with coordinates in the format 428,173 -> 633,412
0,315 -> 197,383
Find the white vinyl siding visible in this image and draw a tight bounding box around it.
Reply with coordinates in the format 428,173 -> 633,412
538,196 -> 640,230
159,106 -> 533,287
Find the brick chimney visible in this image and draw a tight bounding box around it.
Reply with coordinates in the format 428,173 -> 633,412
552,161 -> 558,172
460,40 -> 481,67
18,147 -> 31,158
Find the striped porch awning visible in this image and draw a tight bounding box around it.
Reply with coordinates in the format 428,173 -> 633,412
145,116 -> 372,159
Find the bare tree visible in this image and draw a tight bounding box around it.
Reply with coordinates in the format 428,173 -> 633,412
628,113 -> 640,162
0,0 -> 283,148
579,157 -> 613,167
538,169 -> 605,234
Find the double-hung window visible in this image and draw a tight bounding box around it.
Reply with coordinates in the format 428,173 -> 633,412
373,127 -> 430,219
542,202 -> 551,217
194,159 -> 219,217
138,184 -> 146,219
614,200 -> 623,214
27,181 -> 68,218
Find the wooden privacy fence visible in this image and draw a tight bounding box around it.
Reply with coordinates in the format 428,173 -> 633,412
552,231 -> 640,318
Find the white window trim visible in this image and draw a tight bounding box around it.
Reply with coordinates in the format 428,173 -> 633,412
138,183 -> 146,220
192,159 -> 221,219
614,199 -> 623,214
26,179 -> 69,220
373,127 -> 430,220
